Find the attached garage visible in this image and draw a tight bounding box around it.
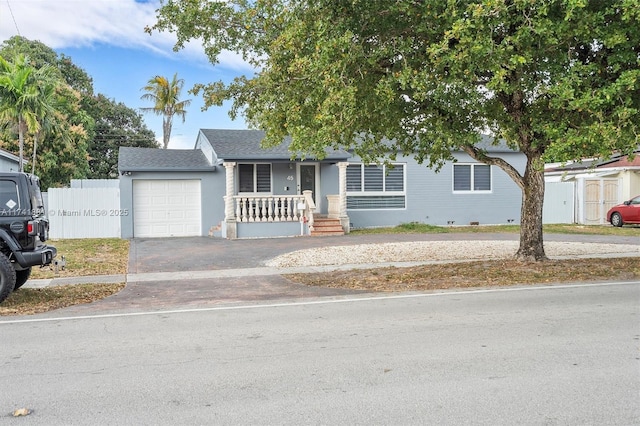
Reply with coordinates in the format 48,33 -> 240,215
118,147 -> 218,239
133,180 -> 201,237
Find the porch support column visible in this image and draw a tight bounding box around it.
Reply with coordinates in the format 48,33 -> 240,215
223,161 -> 237,239
337,161 -> 350,233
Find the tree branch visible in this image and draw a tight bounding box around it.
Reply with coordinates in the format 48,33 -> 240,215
462,145 -> 525,190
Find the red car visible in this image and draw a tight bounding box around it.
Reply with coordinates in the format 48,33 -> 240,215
607,195 -> 640,226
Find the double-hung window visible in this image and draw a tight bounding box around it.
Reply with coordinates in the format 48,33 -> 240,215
453,163 -> 491,192
238,163 -> 271,193
346,163 -> 405,209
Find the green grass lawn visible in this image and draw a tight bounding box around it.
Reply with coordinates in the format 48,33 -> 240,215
351,222 -> 640,236
31,238 -> 129,279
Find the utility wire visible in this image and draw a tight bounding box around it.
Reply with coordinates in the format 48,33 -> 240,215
5,0 -> 21,36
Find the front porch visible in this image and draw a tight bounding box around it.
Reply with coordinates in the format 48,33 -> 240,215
222,161 -> 350,239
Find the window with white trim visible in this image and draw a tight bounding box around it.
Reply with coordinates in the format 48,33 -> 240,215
238,163 -> 271,193
346,163 -> 405,209
453,163 -> 491,192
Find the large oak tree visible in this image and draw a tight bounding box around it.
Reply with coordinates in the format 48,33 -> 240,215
149,0 -> 639,260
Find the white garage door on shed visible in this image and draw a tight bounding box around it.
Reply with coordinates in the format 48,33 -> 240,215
133,180 -> 201,237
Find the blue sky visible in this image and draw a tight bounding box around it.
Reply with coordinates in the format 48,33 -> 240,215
0,0 -> 252,149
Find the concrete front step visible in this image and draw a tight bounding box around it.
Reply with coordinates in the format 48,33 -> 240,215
311,217 -> 345,236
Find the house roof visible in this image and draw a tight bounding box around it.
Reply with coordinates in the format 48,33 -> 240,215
118,147 -> 215,172
199,129 -> 351,161
598,154 -> 640,168
0,148 -> 27,165
199,129 -> 516,160
545,150 -> 640,172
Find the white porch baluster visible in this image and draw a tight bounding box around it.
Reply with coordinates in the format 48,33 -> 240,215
231,194 -> 319,225
267,198 -> 274,221
247,197 -> 255,222
260,198 -> 267,222
235,197 -> 242,222
287,198 -> 293,222
274,197 -> 282,221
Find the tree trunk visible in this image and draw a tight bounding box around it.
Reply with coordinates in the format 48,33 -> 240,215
31,133 -> 38,174
516,152 -> 547,261
162,116 -> 172,149
18,117 -> 24,173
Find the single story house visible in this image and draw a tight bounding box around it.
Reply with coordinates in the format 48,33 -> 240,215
118,129 -> 525,239
544,151 -> 640,224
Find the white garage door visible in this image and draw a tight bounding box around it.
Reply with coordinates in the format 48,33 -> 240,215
133,180 -> 201,238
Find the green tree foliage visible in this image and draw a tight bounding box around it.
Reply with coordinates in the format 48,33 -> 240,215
0,36 -> 157,185
140,73 -> 191,149
85,94 -> 158,179
0,53 -> 90,188
34,86 -> 91,189
0,53 -> 57,173
149,0 -> 640,260
0,36 -> 94,96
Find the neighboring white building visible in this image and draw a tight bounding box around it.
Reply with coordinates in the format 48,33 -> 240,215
545,152 -> 640,224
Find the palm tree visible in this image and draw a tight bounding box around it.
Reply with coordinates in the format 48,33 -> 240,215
31,77 -> 59,174
140,73 -> 191,149
0,54 -> 56,172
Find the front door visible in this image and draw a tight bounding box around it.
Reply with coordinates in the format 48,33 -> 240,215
297,163 -> 319,208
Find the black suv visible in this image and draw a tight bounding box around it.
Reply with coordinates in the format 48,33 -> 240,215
0,173 -> 56,303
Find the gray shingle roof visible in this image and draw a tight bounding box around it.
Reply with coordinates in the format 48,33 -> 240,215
200,129 -> 517,160
118,147 -> 215,172
199,129 -> 351,160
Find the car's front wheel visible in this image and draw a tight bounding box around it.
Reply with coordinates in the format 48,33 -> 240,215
14,267 -> 32,290
610,212 -> 624,227
0,252 -> 17,304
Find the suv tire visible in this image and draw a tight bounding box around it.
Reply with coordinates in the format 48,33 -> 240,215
0,252 -> 17,303
14,267 -> 32,290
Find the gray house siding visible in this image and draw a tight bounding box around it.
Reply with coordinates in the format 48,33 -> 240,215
0,156 -> 20,172
271,162 -> 297,197
0,149 -> 23,172
120,171 -> 222,238
236,221 -> 307,239
319,163 -> 340,215
346,152 -> 524,228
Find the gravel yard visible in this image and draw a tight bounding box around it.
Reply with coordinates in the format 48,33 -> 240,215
266,240 -> 640,267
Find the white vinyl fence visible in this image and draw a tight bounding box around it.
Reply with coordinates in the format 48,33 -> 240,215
46,187 -> 121,239
70,179 -> 120,189
543,181 -> 575,224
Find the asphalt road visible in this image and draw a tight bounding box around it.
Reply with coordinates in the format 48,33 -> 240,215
1,281 -> 639,425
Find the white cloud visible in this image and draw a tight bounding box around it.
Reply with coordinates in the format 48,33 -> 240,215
0,0 -> 251,70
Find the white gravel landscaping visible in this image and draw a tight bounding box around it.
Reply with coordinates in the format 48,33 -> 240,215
265,240 -> 640,268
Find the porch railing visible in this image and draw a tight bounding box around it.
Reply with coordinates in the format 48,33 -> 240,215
232,193 -> 314,224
